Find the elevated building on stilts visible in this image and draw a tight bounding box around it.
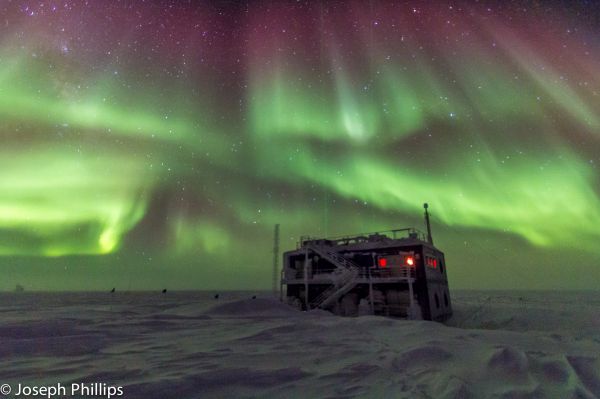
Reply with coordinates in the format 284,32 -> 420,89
281,204 -> 452,321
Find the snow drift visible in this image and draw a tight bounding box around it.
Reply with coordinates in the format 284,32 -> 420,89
1,290 -> 599,398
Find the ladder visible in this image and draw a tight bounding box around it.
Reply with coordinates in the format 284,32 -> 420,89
307,244 -> 360,309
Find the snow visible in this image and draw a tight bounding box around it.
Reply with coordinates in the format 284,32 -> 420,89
1,290 -> 599,398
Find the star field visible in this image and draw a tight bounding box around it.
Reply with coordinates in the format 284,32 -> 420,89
1,1 -> 600,290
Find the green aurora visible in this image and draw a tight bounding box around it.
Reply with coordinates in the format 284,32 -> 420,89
1,1 -> 600,290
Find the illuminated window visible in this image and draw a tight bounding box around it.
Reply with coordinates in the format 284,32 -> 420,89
378,258 -> 387,268
426,256 -> 438,269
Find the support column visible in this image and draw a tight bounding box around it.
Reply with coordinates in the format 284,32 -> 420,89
369,252 -> 375,315
304,247 -> 309,310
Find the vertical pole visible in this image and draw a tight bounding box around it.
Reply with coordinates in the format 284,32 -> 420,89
408,277 -> 415,319
272,224 -> 280,297
424,203 -> 433,245
304,246 -> 310,310
369,253 -> 375,315
279,268 -> 284,302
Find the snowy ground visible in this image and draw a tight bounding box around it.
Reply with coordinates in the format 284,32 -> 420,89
1,290 -> 599,398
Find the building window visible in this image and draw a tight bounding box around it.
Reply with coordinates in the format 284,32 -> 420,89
426,256 -> 438,269
434,293 -> 440,309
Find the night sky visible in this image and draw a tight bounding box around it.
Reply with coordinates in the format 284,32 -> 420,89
2,1 -> 600,291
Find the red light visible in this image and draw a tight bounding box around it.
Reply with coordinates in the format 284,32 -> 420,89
406,257 -> 414,266
433,259 -> 437,268
378,258 -> 387,268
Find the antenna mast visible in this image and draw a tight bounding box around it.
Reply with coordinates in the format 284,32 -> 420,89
424,203 -> 433,245
272,224 -> 280,296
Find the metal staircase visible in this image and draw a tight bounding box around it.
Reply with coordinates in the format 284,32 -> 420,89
307,245 -> 360,309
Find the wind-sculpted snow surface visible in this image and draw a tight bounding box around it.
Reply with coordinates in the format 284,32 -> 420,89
1,291 -> 599,398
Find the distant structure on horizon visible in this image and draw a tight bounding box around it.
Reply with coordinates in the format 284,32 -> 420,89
15,284 -> 25,293
281,204 -> 452,321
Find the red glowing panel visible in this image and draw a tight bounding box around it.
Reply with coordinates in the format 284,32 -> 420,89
433,259 -> 437,268
406,257 -> 414,266
378,258 -> 387,268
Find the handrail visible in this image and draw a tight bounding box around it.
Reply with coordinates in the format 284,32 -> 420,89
322,227 -> 421,241
298,227 -> 427,248
357,266 -> 416,279
307,244 -> 361,308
